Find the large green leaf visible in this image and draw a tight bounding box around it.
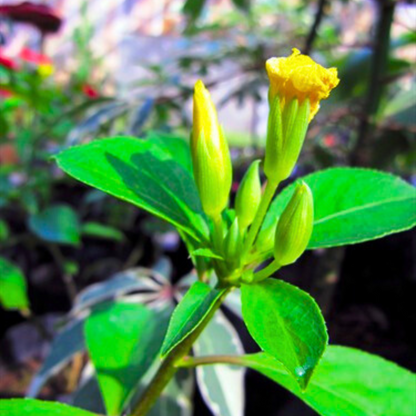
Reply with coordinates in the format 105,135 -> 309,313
85,302 -> 166,416
161,282 -> 225,357
0,257 -> 29,311
238,346 -> 416,416
0,399 -> 97,416
263,168 -> 416,250
28,204 -> 81,246
55,137 -> 208,241
241,279 -> 327,389
194,310 -> 245,416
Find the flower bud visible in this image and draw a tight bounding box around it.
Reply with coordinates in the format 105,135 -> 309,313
264,48 -> 339,183
255,222 -> 276,254
191,80 -> 232,217
235,160 -> 262,230
224,217 -> 241,265
274,181 -> 313,266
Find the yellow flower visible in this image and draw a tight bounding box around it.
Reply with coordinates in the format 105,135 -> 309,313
266,48 -> 339,121
37,63 -> 54,78
191,80 -> 232,217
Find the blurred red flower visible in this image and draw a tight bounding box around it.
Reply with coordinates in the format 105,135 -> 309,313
82,84 -> 100,99
0,52 -> 18,70
323,134 -> 336,148
0,2 -> 62,34
19,47 -> 51,66
0,88 -> 13,98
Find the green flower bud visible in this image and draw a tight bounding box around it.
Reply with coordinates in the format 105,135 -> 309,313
191,80 -> 232,217
224,217 -> 241,264
274,181 -> 313,265
264,95 -> 310,183
255,222 -> 277,254
235,160 -> 262,230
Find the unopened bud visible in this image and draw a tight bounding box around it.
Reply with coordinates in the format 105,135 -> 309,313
264,49 -> 339,183
235,160 -> 262,230
274,182 -> 313,265
224,218 -> 241,264
264,96 -> 310,183
191,80 -> 232,217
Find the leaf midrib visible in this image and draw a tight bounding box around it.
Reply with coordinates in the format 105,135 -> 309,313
314,195 -> 414,226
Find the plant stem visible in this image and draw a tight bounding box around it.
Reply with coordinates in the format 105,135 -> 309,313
350,0 -> 395,166
304,0 -> 328,55
47,244 -> 77,303
130,289 -> 230,416
251,259 -> 281,283
242,180 -> 279,259
211,214 -> 224,252
178,354 -> 246,368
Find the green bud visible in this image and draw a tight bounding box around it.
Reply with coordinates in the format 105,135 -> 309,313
224,218 -> 241,263
274,181 -> 313,266
235,160 -> 262,230
192,80 -> 232,217
264,95 -> 310,183
255,222 -> 277,254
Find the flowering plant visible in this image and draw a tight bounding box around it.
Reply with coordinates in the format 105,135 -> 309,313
1,50 -> 415,416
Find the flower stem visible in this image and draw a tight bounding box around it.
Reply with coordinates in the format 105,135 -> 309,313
211,213 -> 224,252
242,180 -> 279,259
178,354 -> 246,368
251,259 -> 281,283
130,289 -> 230,416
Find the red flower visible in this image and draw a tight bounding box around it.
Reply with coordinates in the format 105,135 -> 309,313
0,53 -> 18,71
19,47 -> 52,66
323,134 -> 336,148
0,88 -> 13,98
0,2 -> 62,34
82,84 -> 100,99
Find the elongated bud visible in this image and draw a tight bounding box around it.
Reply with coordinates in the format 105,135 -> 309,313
274,181 -> 313,265
224,218 -> 241,261
264,96 -> 309,183
235,160 -> 262,230
255,222 -> 277,254
191,80 -> 232,217
264,49 -> 339,183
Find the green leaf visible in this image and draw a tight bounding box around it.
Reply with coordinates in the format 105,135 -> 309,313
241,279 -> 327,389
191,248 -> 224,260
85,302 -> 166,416
161,282 -> 225,357
0,399 -> 98,416
0,257 -> 29,311
81,221 -> 124,241
28,319 -> 85,397
263,168 -> 416,250
29,204 -> 81,246
55,137 -> 208,242
238,346 -> 416,416
232,0 -> 250,12
183,0 -> 207,20
194,311 -> 245,416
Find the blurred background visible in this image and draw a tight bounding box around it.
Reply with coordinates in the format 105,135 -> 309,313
0,0 -> 415,415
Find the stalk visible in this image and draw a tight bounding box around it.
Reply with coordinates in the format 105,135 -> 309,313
242,180 -> 279,259
130,289 -> 230,416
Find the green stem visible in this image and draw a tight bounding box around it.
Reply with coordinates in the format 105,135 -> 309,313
211,214 -> 224,252
242,180 -> 279,259
251,259 -> 281,283
178,354 -> 246,368
130,289 -> 230,416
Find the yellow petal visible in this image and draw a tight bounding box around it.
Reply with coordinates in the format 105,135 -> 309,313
266,48 -> 339,120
